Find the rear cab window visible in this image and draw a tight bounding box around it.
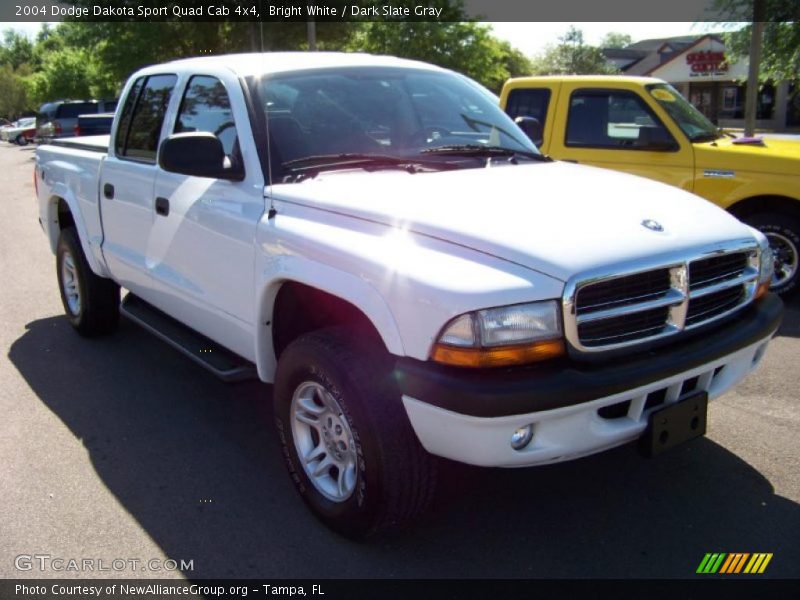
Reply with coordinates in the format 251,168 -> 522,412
114,74 -> 178,163
55,102 -> 98,119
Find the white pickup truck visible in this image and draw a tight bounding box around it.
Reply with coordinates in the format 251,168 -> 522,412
35,53 -> 782,538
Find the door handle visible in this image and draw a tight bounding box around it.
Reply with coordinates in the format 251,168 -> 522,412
562,159 -> 579,163
155,197 -> 170,217
103,183 -> 114,199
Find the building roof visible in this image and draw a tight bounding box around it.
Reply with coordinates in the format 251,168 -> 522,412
603,34 -> 725,76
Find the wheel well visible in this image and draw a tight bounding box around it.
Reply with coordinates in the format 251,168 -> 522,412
727,195 -> 800,221
56,197 -> 75,230
271,281 -> 387,360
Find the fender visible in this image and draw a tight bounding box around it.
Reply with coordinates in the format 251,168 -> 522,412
45,188 -> 111,279
714,176 -> 800,213
254,254 -> 405,383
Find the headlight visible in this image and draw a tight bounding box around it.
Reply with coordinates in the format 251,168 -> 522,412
756,239 -> 774,299
431,301 -> 565,368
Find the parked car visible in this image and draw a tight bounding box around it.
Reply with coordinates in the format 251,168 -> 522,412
73,113 -> 115,137
2,117 -> 37,145
35,53 -> 782,538
36,99 -> 118,142
500,75 -> 800,296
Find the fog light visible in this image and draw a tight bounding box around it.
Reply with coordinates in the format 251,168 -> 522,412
510,425 -> 534,450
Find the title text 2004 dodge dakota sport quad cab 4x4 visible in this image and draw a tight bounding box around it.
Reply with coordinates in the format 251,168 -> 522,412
501,76 -> 800,296
36,54 -> 782,538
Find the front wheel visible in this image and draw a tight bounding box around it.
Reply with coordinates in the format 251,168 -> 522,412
15,134 -> 29,146
273,330 -> 437,539
744,212 -> 800,297
56,227 -> 120,336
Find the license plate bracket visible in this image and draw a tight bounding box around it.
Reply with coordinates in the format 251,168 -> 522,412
640,391 -> 708,457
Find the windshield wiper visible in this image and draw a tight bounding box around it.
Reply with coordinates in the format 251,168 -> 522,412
419,144 -> 548,161
280,153 -> 458,180
689,131 -> 723,143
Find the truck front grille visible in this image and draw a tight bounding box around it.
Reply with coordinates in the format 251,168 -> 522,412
564,244 -> 760,352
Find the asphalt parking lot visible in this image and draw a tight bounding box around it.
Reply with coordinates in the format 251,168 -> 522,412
0,142 -> 798,580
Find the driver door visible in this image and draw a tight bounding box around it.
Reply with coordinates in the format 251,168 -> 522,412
548,85 -> 694,191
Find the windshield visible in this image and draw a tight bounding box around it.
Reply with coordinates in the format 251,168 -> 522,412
647,83 -> 720,142
251,67 -> 540,181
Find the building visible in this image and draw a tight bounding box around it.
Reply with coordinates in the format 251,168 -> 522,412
603,34 -> 799,131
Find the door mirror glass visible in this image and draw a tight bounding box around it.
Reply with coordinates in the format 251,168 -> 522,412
514,116 -> 543,147
159,132 -> 244,180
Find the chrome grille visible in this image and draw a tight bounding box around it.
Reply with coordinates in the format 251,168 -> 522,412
563,242 -> 760,352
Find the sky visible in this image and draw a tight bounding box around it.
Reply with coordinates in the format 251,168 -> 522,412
1,21 -> 739,57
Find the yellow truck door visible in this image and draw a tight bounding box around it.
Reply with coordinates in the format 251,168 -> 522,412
508,80 -> 696,192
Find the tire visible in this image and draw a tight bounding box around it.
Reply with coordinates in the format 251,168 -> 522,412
743,212 -> 800,298
56,227 -> 120,336
15,134 -> 28,146
273,329 -> 437,539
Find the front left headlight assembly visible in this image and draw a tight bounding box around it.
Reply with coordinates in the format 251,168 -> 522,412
756,240 -> 775,299
431,300 -> 565,368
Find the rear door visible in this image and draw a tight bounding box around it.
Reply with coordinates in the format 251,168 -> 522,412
149,73 -> 264,356
547,83 -> 694,191
99,73 -> 178,293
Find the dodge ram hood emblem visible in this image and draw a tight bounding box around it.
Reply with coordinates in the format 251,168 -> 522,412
642,219 -> 664,232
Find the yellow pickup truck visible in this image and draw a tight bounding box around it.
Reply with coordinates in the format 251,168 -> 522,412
500,75 -> 800,296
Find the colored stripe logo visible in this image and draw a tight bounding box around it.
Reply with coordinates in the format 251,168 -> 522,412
697,552 -> 773,574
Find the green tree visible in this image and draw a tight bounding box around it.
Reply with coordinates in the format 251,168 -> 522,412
349,22 -> 524,91
600,32 -> 633,49
0,29 -> 35,70
714,0 -> 799,84
26,47 -> 98,104
0,64 -> 30,118
530,26 -> 618,75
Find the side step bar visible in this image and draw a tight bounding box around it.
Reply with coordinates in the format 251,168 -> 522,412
120,294 -> 257,382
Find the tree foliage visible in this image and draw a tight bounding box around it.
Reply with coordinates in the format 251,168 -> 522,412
349,21 -> 529,91
0,64 -> 31,118
714,0 -> 799,84
600,32 -> 633,49
530,27 -> 618,76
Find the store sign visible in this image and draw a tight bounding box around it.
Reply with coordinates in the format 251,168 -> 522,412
686,50 -> 729,75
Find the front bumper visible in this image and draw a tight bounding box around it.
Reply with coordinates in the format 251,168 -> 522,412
397,294 -> 782,467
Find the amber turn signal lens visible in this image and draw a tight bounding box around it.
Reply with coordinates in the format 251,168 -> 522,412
431,339 -> 566,368
755,280 -> 771,300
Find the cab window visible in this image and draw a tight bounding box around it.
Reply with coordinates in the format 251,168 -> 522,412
565,89 -> 677,151
174,75 -> 241,162
504,88 -> 550,146
116,74 -> 177,163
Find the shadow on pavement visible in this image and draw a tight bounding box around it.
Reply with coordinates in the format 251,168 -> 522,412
776,300 -> 800,339
8,316 -> 800,578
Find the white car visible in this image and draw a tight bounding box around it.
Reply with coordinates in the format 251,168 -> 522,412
35,53 -> 782,538
2,117 -> 36,145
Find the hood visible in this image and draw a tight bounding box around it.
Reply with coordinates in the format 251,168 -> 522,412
271,161 -> 757,282
694,136 -> 800,176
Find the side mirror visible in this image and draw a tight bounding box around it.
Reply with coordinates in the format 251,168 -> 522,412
514,116 -> 543,146
159,132 -> 244,180
636,127 -> 679,152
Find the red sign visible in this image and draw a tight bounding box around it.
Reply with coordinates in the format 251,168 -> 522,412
686,50 -> 728,73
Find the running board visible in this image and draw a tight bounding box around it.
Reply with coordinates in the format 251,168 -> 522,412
120,294 -> 257,382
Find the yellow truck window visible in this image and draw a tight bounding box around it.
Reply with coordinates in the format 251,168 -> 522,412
504,88 -> 550,146
565,89 -> 677,151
